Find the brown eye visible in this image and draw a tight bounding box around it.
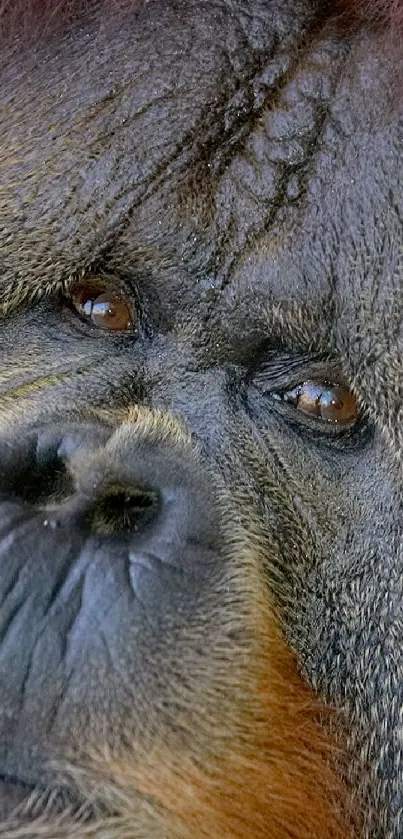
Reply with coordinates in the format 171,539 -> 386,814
70,282 -> 134,332
283,380 -> 359,425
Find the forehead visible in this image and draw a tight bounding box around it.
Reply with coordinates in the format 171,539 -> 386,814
0,2 -> 402,355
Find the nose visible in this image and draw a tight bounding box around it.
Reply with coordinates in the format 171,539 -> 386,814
0,419 -> 222,788
0,422 -> 161,536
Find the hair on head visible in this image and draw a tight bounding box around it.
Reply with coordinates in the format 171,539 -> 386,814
0,0 -> 145,44
332,0 -> 403,31
1,0 -> 403,44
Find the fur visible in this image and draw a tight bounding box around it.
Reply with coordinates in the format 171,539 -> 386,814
0,408 -> 358,838
0,1 -> 398,837
0,609 -> 357,839
334,0 -> 403,29
0,0 -> 403,42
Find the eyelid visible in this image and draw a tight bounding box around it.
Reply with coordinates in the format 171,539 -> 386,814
62,273 -> 137,300
251,355 -> 345,393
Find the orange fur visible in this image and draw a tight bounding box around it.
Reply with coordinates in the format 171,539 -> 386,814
97,617 -> 356,839
0,605 -> 359,839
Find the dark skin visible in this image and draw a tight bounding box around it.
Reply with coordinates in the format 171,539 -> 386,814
0,1 -> 402,837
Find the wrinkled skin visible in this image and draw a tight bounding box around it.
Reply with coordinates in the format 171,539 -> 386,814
0,1 -> 402,838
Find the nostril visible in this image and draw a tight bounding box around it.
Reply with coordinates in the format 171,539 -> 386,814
33,459 -> 75,508
0,425 -> 111,509
7,449 -> 76,509
89,483 -> 160,535
0,426 -> 161,536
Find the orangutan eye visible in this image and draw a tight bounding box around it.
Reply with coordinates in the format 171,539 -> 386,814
70,281 -> 135,332
282,380 -> 360,425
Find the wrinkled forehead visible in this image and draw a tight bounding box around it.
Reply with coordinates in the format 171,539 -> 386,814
1,1 -> 308,180
1,2 -> 403,378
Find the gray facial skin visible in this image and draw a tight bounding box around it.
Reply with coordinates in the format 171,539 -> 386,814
0,2 -> 402,838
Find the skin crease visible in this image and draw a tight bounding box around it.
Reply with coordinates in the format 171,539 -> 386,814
0,0 -> 402,837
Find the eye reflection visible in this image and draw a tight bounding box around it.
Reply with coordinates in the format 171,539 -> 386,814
282,381 -> 359,425
70,282 -> 135,333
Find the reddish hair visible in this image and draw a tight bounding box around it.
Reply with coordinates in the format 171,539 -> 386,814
335,0 -> 403,29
